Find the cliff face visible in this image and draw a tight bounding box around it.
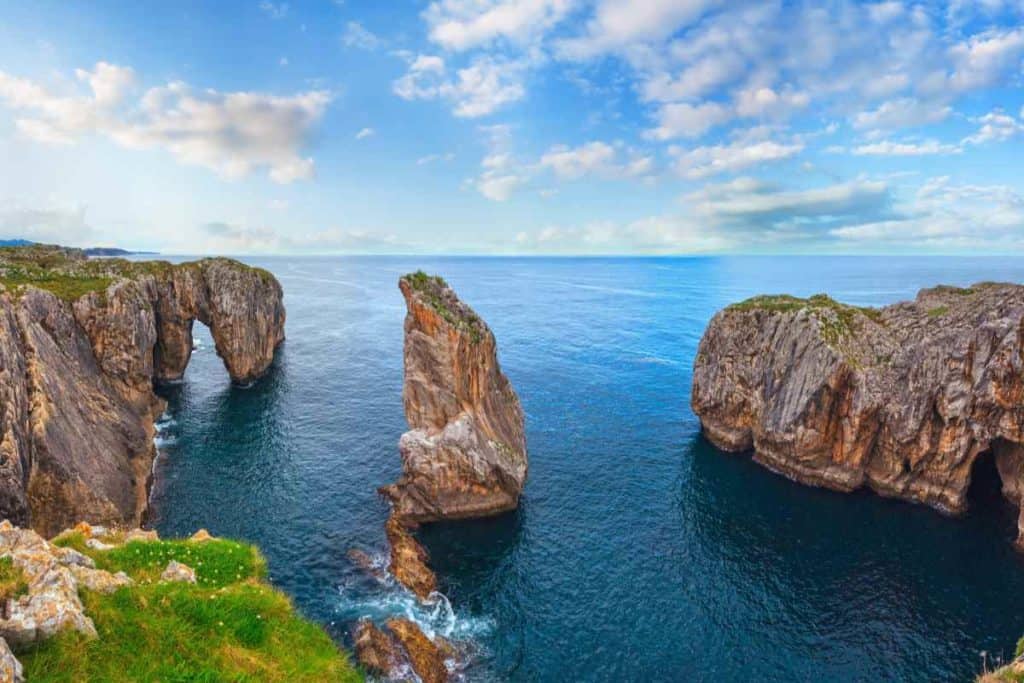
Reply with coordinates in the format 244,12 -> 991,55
0,246 -> 285,536
692,284 -> 1024,546
381,272 -> 527,522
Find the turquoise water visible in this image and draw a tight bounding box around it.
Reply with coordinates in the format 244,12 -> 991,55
148,256 -> 1024,681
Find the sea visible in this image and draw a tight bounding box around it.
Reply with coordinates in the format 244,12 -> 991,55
145,255 -> 1024,682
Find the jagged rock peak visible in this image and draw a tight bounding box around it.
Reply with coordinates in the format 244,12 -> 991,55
381,271 -> 527,522
691,282 -> 1024,547
0,245 -> 285,535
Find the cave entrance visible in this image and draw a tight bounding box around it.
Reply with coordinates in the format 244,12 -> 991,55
966,443 -> 1019,540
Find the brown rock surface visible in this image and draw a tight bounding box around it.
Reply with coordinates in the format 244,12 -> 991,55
0,246 -> 285,535
381,272 -> 527,522
692,284 -> 1024,546
384,514 -> 437,600
352,620 -> 403,678
385,618 -> 449,683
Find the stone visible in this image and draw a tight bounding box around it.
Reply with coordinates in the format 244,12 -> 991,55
69,567 -> 132,594
385,618 -> 449,683
384,515 -> 437,601
352,620 -> 403,678
160,560 -> 197,584
50,546 -> 95,569
85,539 -> 114,551
692,284 -> 1024,547
381,273 -> 528,522
0,246 -> 285,537
189,529 -> 213,542
124,528 -> 158,543
346,548 -> 385,581
0,637 -> 23,683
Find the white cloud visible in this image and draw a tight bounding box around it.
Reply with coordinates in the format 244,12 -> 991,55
539,141 -> 653,180
476,172 -> 525,201
734,86 -> 810,119
201,222 -> 413,253
671,139 -> 804,179
852,97 -> 952,130
558,0 -> 717,59
963,109 -> 1024,144
258,1 -> 289,19
0,63 -> 330,183
343,21 -> 383,50
851,140 -> 961,156
513,216 -> 731,254
947,28 -> 1024,92
393,54 -> 525,117
645,101 -> 731,140
424,0 -> 575,51
355,127 -> 375,140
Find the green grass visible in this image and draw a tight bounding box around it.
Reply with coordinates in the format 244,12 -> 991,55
727,293 -> 884,348
0,556 -> 28,606
22,535 -> 362,682
0,266 -> 113,302
927,305 -> 949,318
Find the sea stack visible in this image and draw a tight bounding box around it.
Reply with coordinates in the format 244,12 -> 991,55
0,246 -> 285,536
692,283 -> 1024,547
382,271 -> 527,522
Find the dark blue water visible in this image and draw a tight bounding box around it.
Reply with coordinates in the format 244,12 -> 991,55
148,256 -> 1024,682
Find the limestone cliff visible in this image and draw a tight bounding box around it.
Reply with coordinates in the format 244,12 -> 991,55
381,271 -> 527,522
0,245 -> 285,536
691,284 -> 1024,546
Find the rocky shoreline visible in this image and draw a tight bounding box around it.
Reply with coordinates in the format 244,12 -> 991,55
0,245 -> 285,537
692,283 -> 1024,547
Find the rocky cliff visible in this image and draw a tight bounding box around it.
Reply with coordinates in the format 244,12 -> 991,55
381,271 -> 527,522
0,245 -> 285,536
692,284 -> 1024,546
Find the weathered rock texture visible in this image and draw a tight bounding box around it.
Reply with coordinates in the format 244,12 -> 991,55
692,284 -> 1024,546
353,618 -> 451,683
382,272 -> 527,522
0,246 -> 285,536
384,514 -> 437,600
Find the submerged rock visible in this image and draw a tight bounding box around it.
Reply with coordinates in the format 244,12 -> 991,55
0,246 -> 285,536
381,272 -> 527,522
692,284 -> 1024,546
384,514 -> 437,601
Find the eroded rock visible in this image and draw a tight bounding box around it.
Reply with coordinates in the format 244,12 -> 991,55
384,515 -> 436,601
353,620 -> 403,678
0,247 -> 285,536
692,284 -> 1024,547
381,272 -> 527,522
385,618 -> 449,683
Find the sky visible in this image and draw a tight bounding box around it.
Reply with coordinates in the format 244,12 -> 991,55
0,1 -> 1022,255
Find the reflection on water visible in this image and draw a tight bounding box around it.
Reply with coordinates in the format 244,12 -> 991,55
147,255 -> 1024,682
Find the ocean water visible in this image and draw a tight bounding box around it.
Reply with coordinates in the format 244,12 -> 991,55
146,256 -> 1024,682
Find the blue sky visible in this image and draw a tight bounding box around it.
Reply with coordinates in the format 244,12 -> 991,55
0,0 -> 1022,254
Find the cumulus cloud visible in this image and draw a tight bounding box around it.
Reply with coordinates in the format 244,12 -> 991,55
645,101 -> 732,140
947,28 -> 1024,92
342,21 -> 383,50
539,141 -> 653,180
851,140 -> 962,156
852,98 -> 952,130
963,109 -> 1024,144
258,1 -> 289,19
393,54 -> 525,117
424,0 -> 575,51
670,139 -> 804,179
0,62 -> 330,183
557,0 -> 717,59
355,127 -> 375,140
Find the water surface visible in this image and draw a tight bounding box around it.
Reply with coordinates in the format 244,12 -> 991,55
148,256 -> 1024,681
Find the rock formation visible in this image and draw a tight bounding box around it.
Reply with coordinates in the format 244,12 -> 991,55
382,271 -> 527,522
0,246 -> 285,536
384,514 -> 437,600
353,618 -> 451,683
692,284 -> 1024,546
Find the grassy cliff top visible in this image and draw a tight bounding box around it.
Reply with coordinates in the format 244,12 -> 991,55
21,532 -> 362,682
0,244 -> 274,302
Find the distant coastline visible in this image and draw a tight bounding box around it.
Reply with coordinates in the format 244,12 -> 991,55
0,239 -> 158,256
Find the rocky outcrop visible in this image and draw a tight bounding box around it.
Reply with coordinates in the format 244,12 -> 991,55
353,618 -> 451,683
381,272 -> 527,522
384,514 -> 437,600
0,246 -> 285,536
692,284 -> 1024,546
